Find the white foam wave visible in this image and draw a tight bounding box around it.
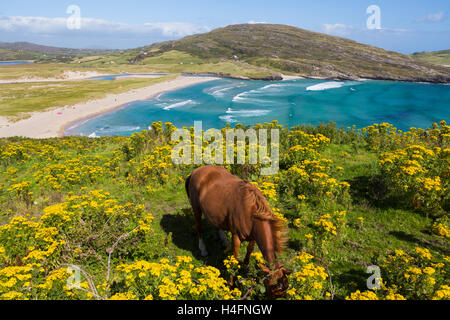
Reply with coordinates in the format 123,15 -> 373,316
99,126 -> 141,133
306,82 -> 344,91
306,81 -> 363,91
232,92 -> 248,102
226,108 -> 271,117
163,99 -> 196,110
219,115 -> 238,123
231,83 -> 291,103
211,86 -> 234,96
205,82 -> 247,97
231,92 -> 271,104
259,83 -> 287,90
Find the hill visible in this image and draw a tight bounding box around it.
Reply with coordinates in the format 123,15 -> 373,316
131,24 -> 450,83
0,48 -> 43,61
0,41 -> 111,62
411,50 -> 450,67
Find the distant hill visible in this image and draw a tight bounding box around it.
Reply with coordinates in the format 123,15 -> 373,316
411,50 -> 450,67
0,48 -> 42,61
136,24 -> 450,83
0,42 -> 110,62
4,25 -> 450,83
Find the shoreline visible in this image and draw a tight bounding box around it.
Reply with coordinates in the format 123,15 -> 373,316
0,60 -> 34,63
0,75 -> 219,139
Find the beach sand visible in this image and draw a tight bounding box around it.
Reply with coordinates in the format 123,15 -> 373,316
281,74 -> 305,81
0,70 -> 110,84
0,75 -> 219,139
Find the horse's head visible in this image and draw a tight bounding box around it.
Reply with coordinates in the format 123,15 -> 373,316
261,264 -> 290,299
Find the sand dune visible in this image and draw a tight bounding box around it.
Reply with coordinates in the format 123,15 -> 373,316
0,71 -> 108,84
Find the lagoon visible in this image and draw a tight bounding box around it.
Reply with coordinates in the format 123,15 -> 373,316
0,61 -> 33,66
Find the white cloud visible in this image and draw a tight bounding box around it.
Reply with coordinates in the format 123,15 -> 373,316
322,23 -> 411,37
248,20 -> 267,25
322,23 -> 355,36
414,12 -> 446,23
143,22 -> 210,37
0,15 -> 210,39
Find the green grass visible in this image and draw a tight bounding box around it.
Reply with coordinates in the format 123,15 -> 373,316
0,49 -> 43,61
0,74 -> 177,118
76,49 -> 278,79
0,63 -> 163,81
0,124 -> 447,299
0,63 -> 83,80
411,50 -> 450,66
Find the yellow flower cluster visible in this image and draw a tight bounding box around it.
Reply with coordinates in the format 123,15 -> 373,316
345,290 -> 379,300
286,252 -> 328,300
432,285 -> 450,300
33,156 -> 107,191
314,215 -> 337,236
377,123 -> 449,214
0,186 -> 154,300
280,129 -> 350,208
431,221 -> 450,238
223,255 -> 240,272
114,257 -> 241,300
378,247 -> 449,300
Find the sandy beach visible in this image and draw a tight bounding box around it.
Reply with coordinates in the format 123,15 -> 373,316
0,70 -> 108,84
0,75 -> 219,139
281,74 -> 304,81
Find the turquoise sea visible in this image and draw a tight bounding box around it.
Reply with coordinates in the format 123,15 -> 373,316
65,78 -> 450,137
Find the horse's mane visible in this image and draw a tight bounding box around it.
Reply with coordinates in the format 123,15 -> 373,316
239,181 -> 287,253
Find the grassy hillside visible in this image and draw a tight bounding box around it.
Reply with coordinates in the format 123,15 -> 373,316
75,49 -> 279,80
0,42 -> 110,63
69,24 -> 450,82
3,26 -> 450,82
0,62 -> 174,81
143,24 -> 450,83
411,50 -> 450,66
0,49 -> 43,61
0,121 -> 448,300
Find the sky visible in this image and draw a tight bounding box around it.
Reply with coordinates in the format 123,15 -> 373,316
0,0 -> 449,53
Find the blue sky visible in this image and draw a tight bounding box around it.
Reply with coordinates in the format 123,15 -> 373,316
0,0 -> 449,53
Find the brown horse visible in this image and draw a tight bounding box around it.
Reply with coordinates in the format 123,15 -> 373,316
185,165 -> 289,298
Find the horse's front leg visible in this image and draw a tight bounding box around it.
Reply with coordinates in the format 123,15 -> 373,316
228,234 -> 241,286
232,234 -> 241,259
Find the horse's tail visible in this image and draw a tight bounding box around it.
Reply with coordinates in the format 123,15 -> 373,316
185,174 -> 191,198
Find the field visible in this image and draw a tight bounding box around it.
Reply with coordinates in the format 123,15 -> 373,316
0,63 -> 168,81
0,120 -> 448,300
0,75 -> 176,119
73,50 -> 278,80
411,50 -> 450,66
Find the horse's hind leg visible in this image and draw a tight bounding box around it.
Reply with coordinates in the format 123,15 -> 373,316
244,240 -> 256,267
